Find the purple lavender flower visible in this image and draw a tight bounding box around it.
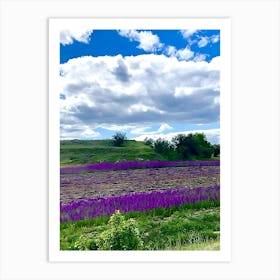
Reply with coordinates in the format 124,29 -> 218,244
60,185 -> 220,222
60,160 -> 220,174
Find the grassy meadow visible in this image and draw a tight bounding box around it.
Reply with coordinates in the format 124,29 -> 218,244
60,139 -> 167,166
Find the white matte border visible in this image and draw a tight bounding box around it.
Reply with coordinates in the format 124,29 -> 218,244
49,17 -> 231,262
0,0 -> 279,279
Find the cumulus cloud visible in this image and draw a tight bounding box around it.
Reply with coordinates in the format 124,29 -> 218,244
118,30 -> 163,52
158,123 -> 173,133
165,45 -> 194,61
130,123 -> 173,135
60,54 -> 220,139
60,123 -> 100,140
166,46 -> 177,56
60,28 -> 93,45
180,30 -> 220,50
198,37 -> 209,48
193,54 -> 207,62
197,34 -> 220,48
166,45 -> 207,62
133,128 -> 220,144
180,29 -> 197,39
176,47 -> 194,60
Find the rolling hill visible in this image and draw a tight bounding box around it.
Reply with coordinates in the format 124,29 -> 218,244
60,139 -> 169,166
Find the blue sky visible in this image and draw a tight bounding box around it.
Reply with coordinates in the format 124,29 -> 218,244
60,30 -> 220,64
59,29 -> 220,143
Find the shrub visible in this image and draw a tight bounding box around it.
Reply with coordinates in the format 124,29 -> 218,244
96,210 -> 144,250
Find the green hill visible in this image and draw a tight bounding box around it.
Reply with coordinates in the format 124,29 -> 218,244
60,139 -> 170,166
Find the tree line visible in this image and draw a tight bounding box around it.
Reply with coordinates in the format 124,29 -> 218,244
112,131 -> 220,160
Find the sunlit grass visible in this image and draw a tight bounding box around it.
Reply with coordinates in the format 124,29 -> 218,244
60,200 -> 220,250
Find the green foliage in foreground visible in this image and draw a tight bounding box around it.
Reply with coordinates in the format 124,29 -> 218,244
95,210 -> 144,250
60,200 -> 220,251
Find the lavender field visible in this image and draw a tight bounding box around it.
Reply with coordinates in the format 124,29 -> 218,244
61,185 -> 220,222
60,160 -> 220,221
60,156 -> 221,250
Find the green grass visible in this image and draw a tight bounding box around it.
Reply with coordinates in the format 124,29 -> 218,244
60,139 -> 168,166
60,200 -> 220,250
166,239 -> 220,250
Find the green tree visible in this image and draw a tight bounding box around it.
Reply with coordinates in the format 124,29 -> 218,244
172,133 -> 213,159
112,132 -> 127,146
154,138 -> 172,154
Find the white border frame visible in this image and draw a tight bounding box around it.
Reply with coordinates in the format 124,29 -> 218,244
49,18 -> 231,262
1,0 -> 279,279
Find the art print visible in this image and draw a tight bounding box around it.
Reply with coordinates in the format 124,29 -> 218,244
49,18 -> 231,261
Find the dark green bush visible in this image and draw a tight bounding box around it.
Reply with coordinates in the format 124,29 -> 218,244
154,138 -> 172,154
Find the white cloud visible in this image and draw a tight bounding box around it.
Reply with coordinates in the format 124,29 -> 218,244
193,54 -> 207,62
130,126 -> 152,135
130,123 -> 173,135
166,46 -> 177,56
60,123 -> 100,140
133,128 -> 220,144
197,34 -> 220,48
96,124 -> 134,132
211,34 -> 220,43
176,47 -> 194,60
174,87 -> 196,97
118,30 -> 163,52
128,103 -> 164,114
198,37 -> 209,48
208,56 -> 220,71
180,29 -> 197,39
60,28 -> 93,45
180,30 -> 220,50
165,45 -> 194,61
60,54 -> 220,139
158,123 -> 173,133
